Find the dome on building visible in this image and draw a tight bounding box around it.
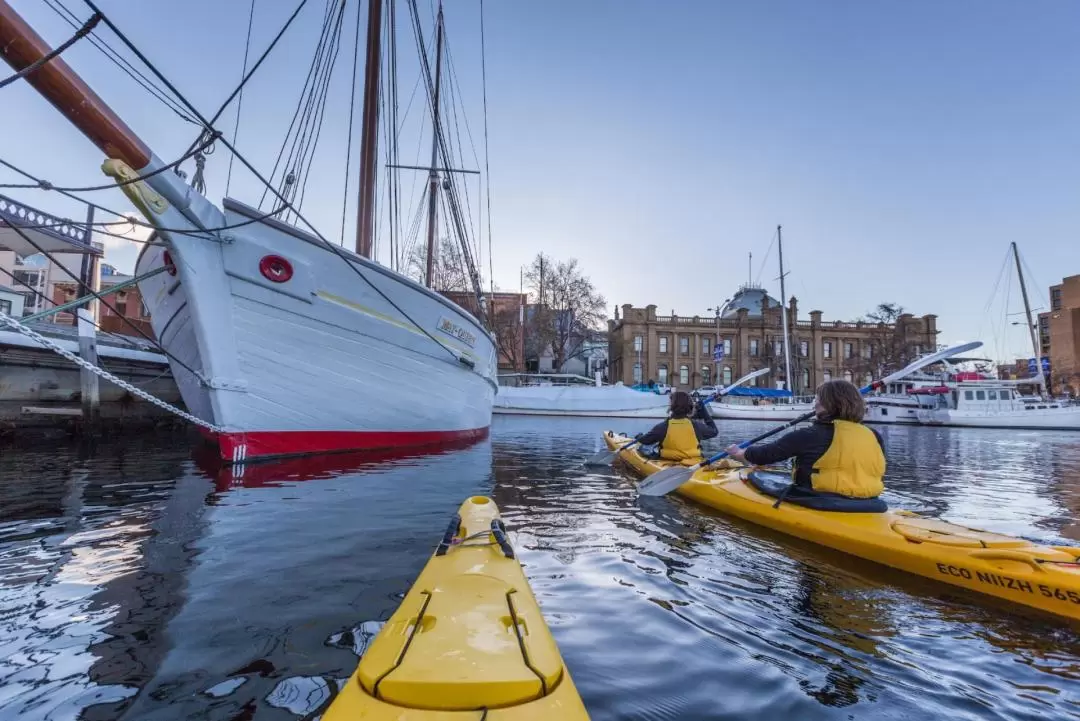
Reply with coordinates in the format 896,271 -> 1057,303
719,284 -> 781,319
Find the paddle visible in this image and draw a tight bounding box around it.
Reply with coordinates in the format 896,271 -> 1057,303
637,341 -> 984,496
583,368 -> 771,466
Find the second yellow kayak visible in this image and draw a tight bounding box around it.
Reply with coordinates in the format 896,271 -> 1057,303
324,496 -> 589,720
604,431 -> 1080,622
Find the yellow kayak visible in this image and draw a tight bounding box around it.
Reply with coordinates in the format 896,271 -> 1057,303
324,496 -> 589,720
604,431 -> 1080,622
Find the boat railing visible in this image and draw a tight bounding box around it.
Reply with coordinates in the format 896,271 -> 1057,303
497,373 -> 604,388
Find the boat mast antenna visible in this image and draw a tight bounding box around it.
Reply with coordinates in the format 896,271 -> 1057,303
777,225 -> 794,392
354,0 -> 383,258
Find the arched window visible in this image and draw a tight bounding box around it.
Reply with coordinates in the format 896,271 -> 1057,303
722,366 -> 733,385
823,369 -> 832,383
658,364 -> 668,384
679,365 -> 689,385
802,368 -> 810,389
701,366 -> 711,385
844,370 -> 853,383
633,363 -> 642,383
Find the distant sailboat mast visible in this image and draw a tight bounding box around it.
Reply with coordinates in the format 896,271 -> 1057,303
777,225 -> 794,392
1011,241 -> 1048,396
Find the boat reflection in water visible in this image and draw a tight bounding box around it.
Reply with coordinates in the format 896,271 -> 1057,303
192,435 -> 492,492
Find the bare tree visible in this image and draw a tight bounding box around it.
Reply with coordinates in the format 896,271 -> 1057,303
523,253 -> 606,371
844,303 -> 909,378
489,303 -> 525,372
406,237 -> 470,292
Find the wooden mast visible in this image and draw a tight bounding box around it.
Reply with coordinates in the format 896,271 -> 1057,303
353,0 -> 383,257
0,0 -> 150,168
423,4 -> 445,288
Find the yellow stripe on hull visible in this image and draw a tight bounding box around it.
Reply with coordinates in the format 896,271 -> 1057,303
604,432 -> 1080,622
324,496 -> 590,719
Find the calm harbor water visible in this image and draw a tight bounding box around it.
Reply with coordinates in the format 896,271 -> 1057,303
2,418 -> 1080,720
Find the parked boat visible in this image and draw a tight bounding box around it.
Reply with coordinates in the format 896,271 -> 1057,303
495,384 -> 671,417
1,1 -> 497,460
709,388 -> 815,421
915,381 -> 1080,430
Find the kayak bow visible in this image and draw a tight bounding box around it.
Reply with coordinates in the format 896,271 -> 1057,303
325,496 -> 590,719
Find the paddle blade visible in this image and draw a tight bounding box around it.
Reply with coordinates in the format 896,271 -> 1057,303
584,448 -> 618,466
637,465 -> 696,496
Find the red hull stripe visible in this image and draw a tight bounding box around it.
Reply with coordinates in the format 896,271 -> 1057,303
205,426 -> 490,462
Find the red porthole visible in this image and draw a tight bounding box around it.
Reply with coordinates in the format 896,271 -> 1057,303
259,254 -> 293,283
162,250 -> 177,276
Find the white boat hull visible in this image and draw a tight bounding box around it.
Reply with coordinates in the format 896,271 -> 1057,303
493,385 -> 670,418
863,398 -> 925,425
708,401 -> 814,421
136,196 -> 496,461
917,407 -> 1080,430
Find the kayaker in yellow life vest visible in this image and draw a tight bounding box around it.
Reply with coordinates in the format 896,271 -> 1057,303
725,380 -> 886,499
635,391 -> 718,462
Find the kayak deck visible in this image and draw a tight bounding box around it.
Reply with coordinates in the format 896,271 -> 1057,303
325,496 -> 589,719
604,431 -> 1080,622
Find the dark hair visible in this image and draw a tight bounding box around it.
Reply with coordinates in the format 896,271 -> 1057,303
816,380 -> 865,422
670,391 -> 694,418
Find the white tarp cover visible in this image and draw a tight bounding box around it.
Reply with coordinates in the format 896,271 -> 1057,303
495,385 -> 671,414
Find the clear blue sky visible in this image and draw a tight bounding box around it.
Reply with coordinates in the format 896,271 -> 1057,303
2,0 -> 1078,362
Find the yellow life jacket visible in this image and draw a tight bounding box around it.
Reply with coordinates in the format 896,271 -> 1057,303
809,420 -> 885,498
660,418 -> 701,462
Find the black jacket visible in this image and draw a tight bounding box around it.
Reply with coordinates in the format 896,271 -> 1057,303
743,419 -> 884,489
636,401 -> 719,446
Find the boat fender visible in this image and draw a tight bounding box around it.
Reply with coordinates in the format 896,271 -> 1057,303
490,518 -> 515,559
435,513 -> 462,556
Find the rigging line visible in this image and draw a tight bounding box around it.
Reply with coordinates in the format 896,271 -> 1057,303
294,1 -> 347,213
479,0 -> 494,295
258,0 -> 338,207
752,227 -> 778,288
1019,252 -> 1051,310
76,0 -> 468,364
0,132 -> 219,192
226,0 -> 258,196
443,37 -> 481,169
976,246 -> 1012,341
1,220 -> 204,378
340,0 -> 363,245
275,0 -> 341,208
0,12 -> 101,90
193,0 -> 312,161
44,0 -> 197,123
442,50 -> 479,265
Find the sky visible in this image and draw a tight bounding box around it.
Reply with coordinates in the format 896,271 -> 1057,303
1,0 -> 1078,363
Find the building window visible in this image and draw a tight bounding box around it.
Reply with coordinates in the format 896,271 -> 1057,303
863,344 -> 872,359
843,342 -> 853,359
701,366 -> 711,385
679,365 -> 689,384
0,300 -> 10,315
864,373 -> 873,386
802,368 -> 810,388
823,341 -> 832,359
844,370 -> 853,382
633,335 -> 643,352
913,344 -> 923,356
633,363 -> 642,383
723,338 -> 732,356
823,369 -> 832,382
679,336 -> 690,354
658,364 -> 668,384
702,337 -> 711,357
799,341 -> 808,357
774,341 -> 784,357
1052,288 -> 1062,311
722,366 -> 733,385
749,339 -> 759,357
659,336 -> 669,353
751,369 -> 760,386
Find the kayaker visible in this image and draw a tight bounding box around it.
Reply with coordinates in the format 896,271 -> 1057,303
725,379 -> 885,499
635,391 -> 718,462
